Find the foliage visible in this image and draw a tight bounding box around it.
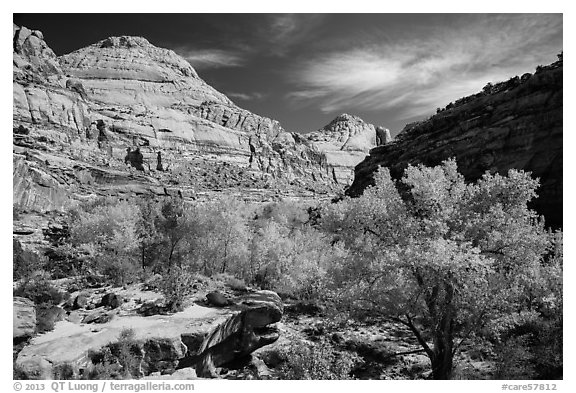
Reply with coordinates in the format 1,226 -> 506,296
13,363 -> 27,380
188,197 -> 250,276
86,346 -> 124,380
248,220 -> 343,299
321,159 -> 558,379
276,339 -> 359,380
87,328 -> 142,379
213,272 -> 247,291
13,276 -> 67,306
35,305 -> 64,333
13,239 -> 45,280
52,363 -> 76,380
68,198 -> 141,285
158,266 -> 196,312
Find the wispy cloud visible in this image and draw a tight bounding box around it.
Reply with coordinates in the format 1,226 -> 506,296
174,48 -> 247,69
227,91 -> 267,101
263,14 -> 326,56
287,14 -> 562,119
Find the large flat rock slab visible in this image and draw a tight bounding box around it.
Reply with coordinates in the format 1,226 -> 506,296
17,304 -> 232,374
16,290 -> 284,379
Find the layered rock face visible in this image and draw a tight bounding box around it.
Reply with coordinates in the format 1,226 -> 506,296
347,59 -> 563,227
14,297 -> 37,341
57,35 -> 334,183
13,26 -> 340,222
16,289 -> 283,379
304,114 -> 391,184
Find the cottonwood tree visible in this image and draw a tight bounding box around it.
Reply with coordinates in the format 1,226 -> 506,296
155,198 -> 194,271
135,198 -> 163,271
68,199 -> 140,284
192,197 -> 250,276
322,160 -> 555,379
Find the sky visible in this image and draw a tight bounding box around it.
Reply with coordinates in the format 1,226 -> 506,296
13,13 -> 563,136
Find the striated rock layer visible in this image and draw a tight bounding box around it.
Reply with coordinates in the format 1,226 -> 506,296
16,290 -> 283,379
304,114 -> 391,184
13,26 -> 342,222
347,59 -> 563,227
56,35 -> 335,184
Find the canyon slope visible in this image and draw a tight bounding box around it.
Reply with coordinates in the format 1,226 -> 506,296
13,25 -> 358,224
347,58 -> 563,227
303,114 -> 391,184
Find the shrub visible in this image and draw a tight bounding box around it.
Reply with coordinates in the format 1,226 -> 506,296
13,277 -> 67,306
494,335 -> 535,379
13,362 -> 27,380
213,272 -> 247,291
13,239 -> 45,280
276,339 -> 359,380
86,347 -> 124,380
52,363 -> 76,380
111,328 -> 143,378
94,256 -> 141,286
158,266 -> 196,312
36,305 -> 65,333
87,328 -> 142,379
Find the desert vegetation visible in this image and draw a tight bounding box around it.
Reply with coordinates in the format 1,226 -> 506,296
13,160 -> 562,380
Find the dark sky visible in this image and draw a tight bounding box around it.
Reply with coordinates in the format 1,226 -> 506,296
13,14 -> 563,136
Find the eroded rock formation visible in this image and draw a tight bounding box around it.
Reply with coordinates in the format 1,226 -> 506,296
14,297 -> 37,341
15,290 -> 283,379
347,59 -> 563,227
304,114 -> 390,184
13,25 -> 344,223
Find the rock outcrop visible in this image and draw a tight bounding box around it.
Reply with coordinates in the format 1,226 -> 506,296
14,297 -> 37,341
347,58 -> 563,227
56,35 -> 335,185
16,290 -> 283,379
13,25 -> 342,225
304,114 -> 390,184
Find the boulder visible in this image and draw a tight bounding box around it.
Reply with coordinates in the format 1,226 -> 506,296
189,290 -> 283,377
71,293 -> 89,310
138,300 -> 169,317
98,293 -> 123,309
65,78 -> 88,99
14,297 -> 36,340
36,305 -> 66,333
206,291 -> 232,307
82,310 -> 114,324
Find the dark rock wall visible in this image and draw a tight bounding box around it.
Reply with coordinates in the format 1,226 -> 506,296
347,60 -> 563,227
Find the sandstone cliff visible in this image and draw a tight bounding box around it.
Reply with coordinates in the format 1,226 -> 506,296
304,114 -> 391,184
347,58 -> 563,227
13,26 -> 341,222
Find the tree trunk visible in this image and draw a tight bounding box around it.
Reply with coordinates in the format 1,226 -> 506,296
431,336 -> 453,379
431,281 -> 455,380
141,245 -> 146,271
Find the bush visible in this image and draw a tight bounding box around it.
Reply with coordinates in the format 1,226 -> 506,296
13,239 -> 45,280
13,277 -> 67,306
86,347 -> 124,380
276,339 -> 359,380
36,305 -> 65,333
494,335 -> 535,379
94,256 -> 141,286
213,273 -> 247,291
158,266 -> 196,312
87,328 -> 142,379
52,363 -> 76,380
